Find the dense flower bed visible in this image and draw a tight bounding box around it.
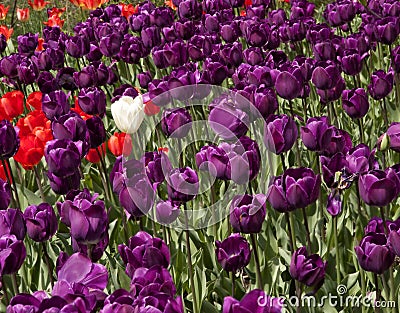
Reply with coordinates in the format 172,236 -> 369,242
0,0 -> 399,312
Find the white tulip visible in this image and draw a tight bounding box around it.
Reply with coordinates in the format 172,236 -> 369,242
111,95 -> 145,134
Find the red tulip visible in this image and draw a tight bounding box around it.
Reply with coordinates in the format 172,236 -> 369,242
26,91 -> 42,111
85,143 -> 106,163
108,132 -> 132,157
14,134 -> 45,170
0,91 -> 24,120
28,0 -> 50,11
36,37 -> 44,51
144,100 -> 161,116
0,26 -> 13,41
120,3 -> 138,18
16,110 -> 52,144
0,5 -> 9,20
17,8 -> 30,22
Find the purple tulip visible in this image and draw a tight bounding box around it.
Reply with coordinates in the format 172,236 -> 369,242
368,70 -> 394,100
52,252 -> 108,299
119,174 -> 155,217
37,71 -> 59,94
78,87 -> 107,117
290,246 -> 326,289
223,289 -> 282,313
42,90 -> 70,120
355,233 -> 395,274
0,54 -> 20,78
24,203 -> 58,242
112,84 -> 139,103
264,114 -> 298,155
311,63 -> 341,90
86,116 -> 106,149
320,153 -> 348,188
374,17 -> 400,45
230,194 -> 266,233
365,217 -> 400,235
166,167 -> 199,203
388,229 -> 400,256
215,233 -> 251,272
346,144 -> 378,174
47,170 -> 81,195
209,99 -> 249,140
17,33 -> 39,57
0,179 -> 10,210
386,123 -> 400,152
161,108 -> 192,139
118,231 -> 170,278
342,88 -> 369,119
323,128 -> 352,156
65,35 -> 90,58
45,139 -> 81,177
56,67 -> 78,91
17,57 -> 39,85
0,120 -> 19,159
156,201 -> 180,224
327,190 -> 342,216
141,150 -> 169,188
274,71 -> 302,100
300,116 -> 334,152
72,233 -> 109,262
0,208 -> 26,240
0,234 -> 26,276
7,293 -> 43,313
196,145 -> 230,180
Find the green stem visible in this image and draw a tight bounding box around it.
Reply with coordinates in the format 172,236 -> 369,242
7,159 -> 21,209
250,233 -> 262,289
374,274 -> 381,313
357,119 -> 364,144
42,242 -> 54,288
302,208 -> 312,253
231,271 -> 235,297
1,159 -> 15,208
1,277 -> 9,304
11,273 -> 18,295
33,166 -> 45,202
185,227 -> 198,313
333,217 -> 341,285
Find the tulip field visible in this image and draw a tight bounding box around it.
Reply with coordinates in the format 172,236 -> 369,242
1,0 -> 400,312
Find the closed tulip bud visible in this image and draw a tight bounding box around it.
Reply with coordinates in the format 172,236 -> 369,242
0,179 -> 10,210
384,123 -> 400,152
379,132 -> 390,151
45,139 -> 81,177
355,233 -> 394,274
161,108 -> 192,139
346,144 -> 378,175
264,114 -> 298,155
327,190 -> 342,216
24,203 -> 58,242
65,35 -> 90,58
111,95 -> 145,134
0,234 -> 26,276
388,229 -> 400,256
78,87 -> 106,117
215,233 -> 251,272
358,168 -> 400,207
311,64 -> 341,90
374,17 -> 400,45
230,194 -> 266,233
0,120 -> 19,159
17,32 -> 37,56
290,246 -> 326,289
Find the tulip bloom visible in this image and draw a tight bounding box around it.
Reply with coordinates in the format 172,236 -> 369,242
264,114 -> 298,155
215,233 -> 251,272
24,203 -> 58,242
108,132 -> 132,157
69,0 -> 109,10
13,134 -> 45,170
111,95 -> 145,134
85,143 -> 105,163
0,90 -> 24,120
223,289 -> 282,313
0,5 -> 9,20
290,246 -> 326,289
0,235 -> 26,276
0,26 -> 13,41
355,233 -> 394,274
28,0 -> 50,10
230,194 -> 266,233
17,8 -> 30,22
26,91 -> 42,111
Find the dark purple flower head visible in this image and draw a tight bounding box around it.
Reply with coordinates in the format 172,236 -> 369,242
223,289 -> 282,313
86,116 -> 106,149
37,71 -> 59,94
78,87 -> 106,117
17,57 -> 39,85
72,233 -> 109,262
112,84 -> 139,103
119,174 -> 155,217
290,246 -> 326,289
368,70 -> 394,100
65,35 -> 90,58
196,145 -> 230,180
45,139 -> 81,177
179,0 -> 202,19
300,116 -> 334,152
42,90 -> 70,120
327,190 -> 342,216
313,40 -> 336,62
264,114 -> 298,155
0,234 -> 26,276
161,108 -> 192,139
52,112 -> 91,157
230,194 -> 266,233
311,63 -> 341,90
0,179 -> 10,210
374,17 -> 400,45
0,53 -> 20,78
17,33 -> 39,57
274,71 -> 302,100
24,203 -> 58,242
346,144 -> 378,175
0,120 -> 19,159
386,122 -> 400,152
392,45 -> 400,73
166,167 -> 199,203
355,233 -> 395,274
209,97 -> 249,140
323,128 -> 352,156
359,168 -> 400,207
141,150 -> 169,187
342,88 -> 369,119
320,153 -> 348,188
364,216 -> 400,235
47,170 -> 81,195
118,231 -> 170,278
215,233 -> 251,272
0,208 -> 26,240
